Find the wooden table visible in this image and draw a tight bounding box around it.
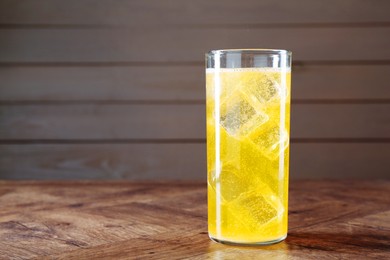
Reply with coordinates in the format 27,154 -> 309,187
0,180 -> 389,259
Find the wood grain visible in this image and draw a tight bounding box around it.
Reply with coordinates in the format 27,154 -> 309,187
1,65 -> 390,101
0,143 -> 389,180
0,104 -> 389,139
1,27 -> 390,62
0,180 -> 389,259
1,0 -> 389,25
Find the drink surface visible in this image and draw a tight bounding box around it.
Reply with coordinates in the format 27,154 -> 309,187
206,68 -> 291,243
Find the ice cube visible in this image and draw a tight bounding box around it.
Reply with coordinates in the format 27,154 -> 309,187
241,73 -> 281,106
228,189 -> 284,230
209,162 -> 281,204
220,93 -> 269,137
249,124 -> 289,161
209,162 -> 285,233
209,164 -> 247,202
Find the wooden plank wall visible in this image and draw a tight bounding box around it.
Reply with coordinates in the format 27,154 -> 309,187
0,0 -> 389,180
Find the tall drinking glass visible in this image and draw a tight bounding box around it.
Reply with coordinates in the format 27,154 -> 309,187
206,49 -> 292,245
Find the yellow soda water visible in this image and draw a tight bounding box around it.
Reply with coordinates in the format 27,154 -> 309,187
206,68 -> 291,244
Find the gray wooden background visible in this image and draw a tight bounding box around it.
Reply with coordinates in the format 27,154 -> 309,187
0,0 -> 389,180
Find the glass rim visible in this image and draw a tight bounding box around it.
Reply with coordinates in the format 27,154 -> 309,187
206,49 -> 291,56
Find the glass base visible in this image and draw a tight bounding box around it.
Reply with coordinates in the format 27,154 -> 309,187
209,234 -> 287,246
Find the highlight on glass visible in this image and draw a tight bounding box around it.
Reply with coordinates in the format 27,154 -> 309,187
206,49 -> 292,245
